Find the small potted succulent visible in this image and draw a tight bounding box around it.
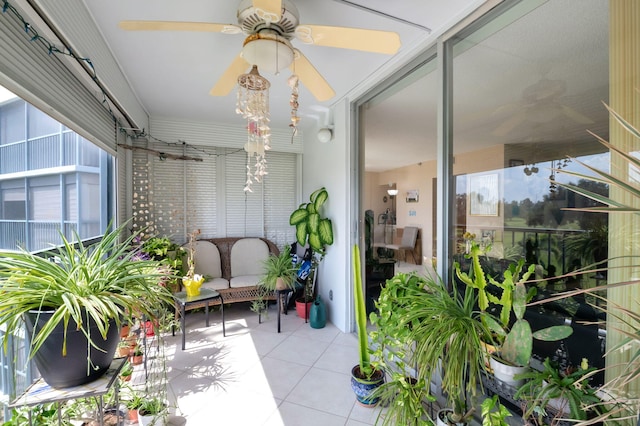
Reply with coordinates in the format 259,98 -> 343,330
137,396 -> 168,426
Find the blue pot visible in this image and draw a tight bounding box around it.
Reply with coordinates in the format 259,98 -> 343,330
350,365 -> 384,407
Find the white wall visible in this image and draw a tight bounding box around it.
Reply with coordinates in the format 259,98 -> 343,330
300,99 -> 352,333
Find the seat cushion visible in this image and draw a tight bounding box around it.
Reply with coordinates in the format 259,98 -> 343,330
201,277 -> 230,291
230,238 -> 269,277
191,241 -> 223,278
229,275 -> 262,288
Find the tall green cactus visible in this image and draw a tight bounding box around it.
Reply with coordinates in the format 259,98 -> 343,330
353,244 -> 373,378
456,242 -> 573,367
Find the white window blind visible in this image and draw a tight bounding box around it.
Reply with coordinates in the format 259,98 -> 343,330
263,151 -> 297,248
225,149 -> 264,237
133,141 -> 298,246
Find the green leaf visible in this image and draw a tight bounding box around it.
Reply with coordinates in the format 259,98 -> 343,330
307,213 -> 320,234
295,222 -> 307,246
318,219 -> 333,246
513,283 -> 527,320
502,319 -> 532,366
309,233 -> 322,252
289,208 -> 308,226
533,325 -> 573,341
313,188 -> 328,211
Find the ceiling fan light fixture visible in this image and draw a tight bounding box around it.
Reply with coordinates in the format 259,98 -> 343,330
236,64 -> 271,192
242,33 -> 294,74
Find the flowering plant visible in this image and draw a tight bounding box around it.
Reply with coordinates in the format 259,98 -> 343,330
185,229 -> 201,280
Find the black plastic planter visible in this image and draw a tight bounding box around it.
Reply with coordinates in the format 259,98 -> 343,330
24,309 -> 120,388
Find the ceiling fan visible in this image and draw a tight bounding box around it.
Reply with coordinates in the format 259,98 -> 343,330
492,77 -> 594,136
119,0 -> 402,102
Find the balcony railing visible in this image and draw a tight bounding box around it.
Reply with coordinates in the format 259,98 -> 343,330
0,132 -> 100,174
0,221 -> 92,252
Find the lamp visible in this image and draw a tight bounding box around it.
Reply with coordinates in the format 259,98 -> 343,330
317,128 -> 332,143
387,188 -> 399,196
236,65 -> 271,192
242,33 -> 294,74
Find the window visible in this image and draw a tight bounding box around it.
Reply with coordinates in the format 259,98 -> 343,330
0,91 -> 114,251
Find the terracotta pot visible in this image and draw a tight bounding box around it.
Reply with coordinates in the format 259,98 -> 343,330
131,354 -> 143,365
117,345 -> 130,358
275,277 -> 288,291
120,324 -> 130,338
295,298 -> 312,320
145,320 -> 157,337
127,409 -> 139,423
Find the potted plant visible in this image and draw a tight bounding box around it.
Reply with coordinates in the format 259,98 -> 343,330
0,222 -> 174,388
131,346 -> 143,365
116,340 -> 131,358
455,242 -> 573,387
259,245 -> 297,292
371,374 -> 435,425
404,268 -> 490,425
137,396 -> 168,426
259,245 -> 297,315
514,357 -> 610,425
350,244 -> 385,407
123,386 -> 146,424
289,187 -> 334,318
119,361 -> 133,382
369,272 -> 436,424
480,395 -> 512,426
181,229 -> 205,297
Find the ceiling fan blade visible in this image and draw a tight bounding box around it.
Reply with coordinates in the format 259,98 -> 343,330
295,25 -> 400,55
560,105 -> 594,124
252,0 -> 282,22
119,21 -> 242,34
493,111 -> 527,137
291,49 -> 335,102
210,54 -> 250,96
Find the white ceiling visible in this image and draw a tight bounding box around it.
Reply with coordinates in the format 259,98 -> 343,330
31,0 -> 609,174
78,0 -> 477,136
363,0 -> 610,172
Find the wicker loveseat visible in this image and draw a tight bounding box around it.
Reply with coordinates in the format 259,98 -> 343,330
178,237 -> 280,313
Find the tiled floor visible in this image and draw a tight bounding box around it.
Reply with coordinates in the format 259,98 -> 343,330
157,301 -> 384,426
134,261 -> 428,426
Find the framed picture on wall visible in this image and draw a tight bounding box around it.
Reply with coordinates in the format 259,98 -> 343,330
406,189 -> 419,203
469,173 -> 499,216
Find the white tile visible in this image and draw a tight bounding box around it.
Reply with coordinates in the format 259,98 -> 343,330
286,367 -> 356,418
314,342 -> 359,374
348,401 -> 386,425
268,335 -> 330,366
264,401 -> 348,426
239,356 -> 310,400
333,332 -> 359,348
292,321 -> 341,343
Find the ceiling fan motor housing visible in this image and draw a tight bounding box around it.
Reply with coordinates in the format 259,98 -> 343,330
237,0 -> 299,38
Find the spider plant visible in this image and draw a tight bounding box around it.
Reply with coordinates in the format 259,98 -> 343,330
0,221 -> 174,387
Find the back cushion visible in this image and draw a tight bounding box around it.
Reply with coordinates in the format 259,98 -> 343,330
230,238 -> 269,276
192,241 -> 223,278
